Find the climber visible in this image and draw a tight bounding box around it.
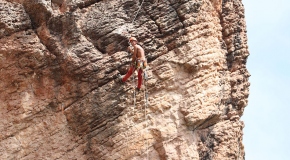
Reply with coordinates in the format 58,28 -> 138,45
118,37 -> 147,91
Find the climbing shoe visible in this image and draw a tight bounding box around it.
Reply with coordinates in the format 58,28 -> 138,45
144,72 -> 148,80
116,74 -> 124,83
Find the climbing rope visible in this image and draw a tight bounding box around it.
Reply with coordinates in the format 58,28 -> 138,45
132,0 -> 145,24
128,1 -> 150,159
143,70 -> 149,160
218,71 -> 226,109
131,68 -> 149,159
133,70 -> 136,113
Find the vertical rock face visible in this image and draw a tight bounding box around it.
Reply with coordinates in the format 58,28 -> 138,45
0,0 -> 249,159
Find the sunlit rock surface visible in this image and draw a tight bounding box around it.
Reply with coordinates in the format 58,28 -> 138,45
0,0 -> 249,159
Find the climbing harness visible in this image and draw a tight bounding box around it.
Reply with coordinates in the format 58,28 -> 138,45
135,59 -> 147,70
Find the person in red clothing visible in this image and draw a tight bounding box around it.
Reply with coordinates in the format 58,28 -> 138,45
119,37 -> 147,91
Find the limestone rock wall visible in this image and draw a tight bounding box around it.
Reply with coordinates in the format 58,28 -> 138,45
0,0 -> 249,159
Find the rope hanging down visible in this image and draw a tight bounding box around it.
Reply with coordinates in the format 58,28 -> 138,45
143,71 -> 149,160
133,73 -> 136,113
130,71 -> 149,159
132,0 -> 145,24
130,1 -> 149,158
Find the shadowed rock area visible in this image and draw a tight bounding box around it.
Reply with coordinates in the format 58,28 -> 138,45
0,0 -> 249,159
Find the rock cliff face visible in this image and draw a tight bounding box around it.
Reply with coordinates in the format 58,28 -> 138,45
0,0 -> 249,159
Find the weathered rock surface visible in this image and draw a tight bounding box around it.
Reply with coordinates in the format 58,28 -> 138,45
0,0 -> 249,159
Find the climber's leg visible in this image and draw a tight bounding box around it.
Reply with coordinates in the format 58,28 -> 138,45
122,66 -> 135,82
137,69 -> 143,90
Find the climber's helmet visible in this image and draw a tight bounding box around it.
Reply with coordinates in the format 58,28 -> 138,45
129,37 -> 137,43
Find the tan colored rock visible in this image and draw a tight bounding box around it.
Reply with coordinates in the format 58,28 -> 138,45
0,0 -> 249,159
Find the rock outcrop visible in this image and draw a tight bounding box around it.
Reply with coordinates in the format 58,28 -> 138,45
0,0 -> 249,159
